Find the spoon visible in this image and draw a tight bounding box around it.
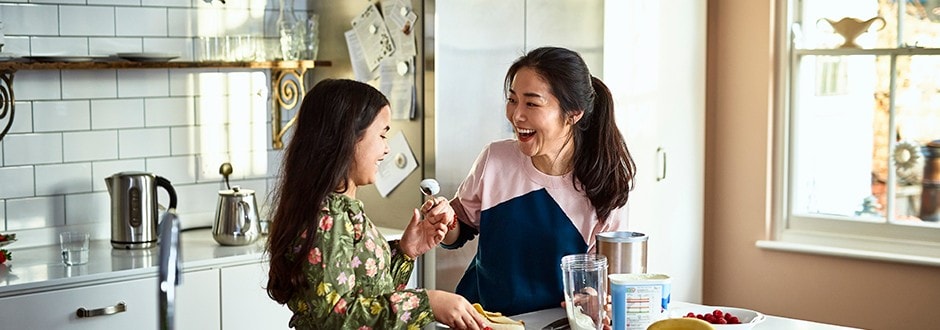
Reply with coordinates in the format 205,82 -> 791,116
419,179 -> 441,210
419,178 -> 440,198
219,162 -> 233,190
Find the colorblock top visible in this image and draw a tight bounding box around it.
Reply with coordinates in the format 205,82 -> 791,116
445,139 -> 629,316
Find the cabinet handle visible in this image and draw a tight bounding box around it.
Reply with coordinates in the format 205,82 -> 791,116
76,302 -> 127,318
656,147 -> 667,182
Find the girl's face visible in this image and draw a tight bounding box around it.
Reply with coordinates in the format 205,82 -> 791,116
506,67 -> 576,160
349,106 -> 391,188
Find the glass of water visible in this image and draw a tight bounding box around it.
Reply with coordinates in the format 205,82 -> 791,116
60,232 -> 89,266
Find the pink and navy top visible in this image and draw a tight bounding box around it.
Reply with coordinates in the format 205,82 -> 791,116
444,139 -> 629,316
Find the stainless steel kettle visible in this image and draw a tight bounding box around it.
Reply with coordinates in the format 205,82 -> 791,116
212,186 -> 260,246
105,171 -> 178,249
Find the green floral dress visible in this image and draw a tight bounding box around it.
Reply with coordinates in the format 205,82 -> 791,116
287,193 -> 435,330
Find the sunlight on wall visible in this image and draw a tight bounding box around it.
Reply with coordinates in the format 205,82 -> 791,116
197,72 -> 269,183
193,5 -> 271,183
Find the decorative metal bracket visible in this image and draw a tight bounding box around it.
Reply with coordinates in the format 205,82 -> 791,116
271,66 -> 308,150
0,70 -> 14,143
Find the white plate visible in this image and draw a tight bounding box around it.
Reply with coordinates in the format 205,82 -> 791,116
667,305 -> 766,329
0,53 -> 18,61
0,238 -> 16,248
116,52 -> 179,62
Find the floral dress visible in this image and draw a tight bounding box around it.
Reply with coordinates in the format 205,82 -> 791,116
287,193 -> 434,330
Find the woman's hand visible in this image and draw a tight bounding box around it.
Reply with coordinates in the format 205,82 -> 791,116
400,209 -> 447,258
427,290 -> 488,330
421,196 -> 455,226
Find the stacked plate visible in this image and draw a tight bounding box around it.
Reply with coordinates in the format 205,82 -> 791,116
116,53 -> 179,62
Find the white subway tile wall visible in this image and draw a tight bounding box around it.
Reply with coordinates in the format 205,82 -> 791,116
32,100 -> 90,132
0,1 -> 299,247
9,102 -> 32,133
0,166 -> 34,199
34,162 -> 92,195
59,6 -> 116,37
6,196 -> 66,230
91,99 -> 145,129
62,70 -> 119,99
63,130 -> 119,162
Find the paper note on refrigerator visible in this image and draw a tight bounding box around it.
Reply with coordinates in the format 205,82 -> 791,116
345,29 -> 379,82
351,4 -> 396,71
380,57 -> 415,120
375,131 -> 418,197
381,0 -> 417,58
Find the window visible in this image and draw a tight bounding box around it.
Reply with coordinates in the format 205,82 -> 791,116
762,0 -> 940,265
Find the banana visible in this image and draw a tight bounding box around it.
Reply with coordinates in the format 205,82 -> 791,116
647,317 -> 716,330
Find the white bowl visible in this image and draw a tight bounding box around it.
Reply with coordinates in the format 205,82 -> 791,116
667,305 -> 766,329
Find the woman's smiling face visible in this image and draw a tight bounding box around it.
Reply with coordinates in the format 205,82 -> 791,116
506,67 -> 577,162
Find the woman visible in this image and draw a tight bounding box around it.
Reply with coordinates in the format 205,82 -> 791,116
266,79 -> 487,329
434,47 -> 637,316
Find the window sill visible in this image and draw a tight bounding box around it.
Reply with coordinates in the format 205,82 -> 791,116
756,240 -> 940,267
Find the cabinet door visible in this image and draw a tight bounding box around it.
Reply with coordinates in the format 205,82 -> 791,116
220,262 -> 292,330
0,277 -> 158,329
603,0 -> 706,303
178,268 -> 222,329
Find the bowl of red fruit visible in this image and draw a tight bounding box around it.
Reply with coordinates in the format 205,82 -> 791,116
667,304 -> 765,329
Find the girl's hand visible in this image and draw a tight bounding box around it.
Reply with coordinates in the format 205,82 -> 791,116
427,290 -> 488,330
421,197 -> 455,226
400,209 -> 447,258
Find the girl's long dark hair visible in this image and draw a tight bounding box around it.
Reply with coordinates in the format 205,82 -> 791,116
505,47 -> 636,221
266,79 -> 389,304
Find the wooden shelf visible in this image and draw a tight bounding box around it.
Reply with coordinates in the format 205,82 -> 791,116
0,59 -> 332,71
0,59 -> 332,149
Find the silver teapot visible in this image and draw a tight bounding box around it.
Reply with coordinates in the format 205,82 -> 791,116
212,186 -> 261,246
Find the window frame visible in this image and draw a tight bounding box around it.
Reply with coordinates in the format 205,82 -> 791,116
761,0 -> 940,266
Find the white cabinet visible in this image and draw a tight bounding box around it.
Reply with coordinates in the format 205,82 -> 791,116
178,269 -> 222,329
0,268 -> 220,330
0,277 -> 158,329
220,262 -> 293,330
603,0 -> 706,303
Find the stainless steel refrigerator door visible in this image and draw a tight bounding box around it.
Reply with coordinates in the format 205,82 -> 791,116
433,0 -> 604,291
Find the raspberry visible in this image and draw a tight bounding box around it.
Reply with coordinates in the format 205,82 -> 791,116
728,316 -> 741,324
724,313 -> 734,321
713,310 -> 723,318
704,314 -> 716,323
696,314 -> 705,320
715,317 -> 728,324
686,312 -> 696,318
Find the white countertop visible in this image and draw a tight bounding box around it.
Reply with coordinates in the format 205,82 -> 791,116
0,227 -> 403,298
511,302 -> 861,330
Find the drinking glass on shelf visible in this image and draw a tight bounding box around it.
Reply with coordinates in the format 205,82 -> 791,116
198,36 -> 224,62
304,14 -> 320,60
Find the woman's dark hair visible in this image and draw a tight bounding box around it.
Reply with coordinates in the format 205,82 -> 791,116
266,79 -> 389,304
505,46 -> 636,221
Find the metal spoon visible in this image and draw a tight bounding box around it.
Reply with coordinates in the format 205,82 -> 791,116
419,178 -> 440,198
219,162 -> 233,190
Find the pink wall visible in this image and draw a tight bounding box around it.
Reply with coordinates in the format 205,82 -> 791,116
705,1 -> 940,329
